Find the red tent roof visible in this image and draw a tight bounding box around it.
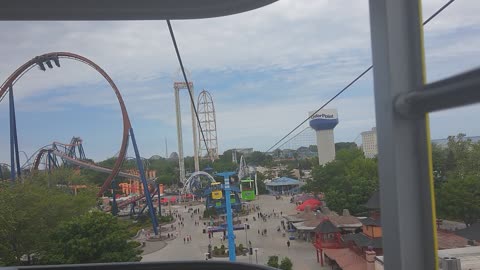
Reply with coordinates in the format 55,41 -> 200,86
296,199 -> 322,211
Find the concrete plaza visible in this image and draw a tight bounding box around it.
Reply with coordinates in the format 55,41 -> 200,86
141,195 -> 325,269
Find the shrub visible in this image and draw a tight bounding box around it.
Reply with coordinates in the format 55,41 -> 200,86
237,244 -> 244,254
279,257 -> 293,270
158,215 -> 174,223
267,256 -> 279,268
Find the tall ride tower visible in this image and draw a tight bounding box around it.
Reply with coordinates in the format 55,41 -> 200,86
197,90 -> 219,161
174,80 -> 200,184
309,109 -> 339,165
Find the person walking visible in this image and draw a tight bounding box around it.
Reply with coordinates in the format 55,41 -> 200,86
287,240 -> 291,248
184,237 -> 186,244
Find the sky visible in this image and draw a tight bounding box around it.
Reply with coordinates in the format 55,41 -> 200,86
0,0 -> 480,164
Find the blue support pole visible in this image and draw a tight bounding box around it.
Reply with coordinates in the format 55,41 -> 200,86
217,172 -> 236,262
8,87 -> 16,181
129,127 -> 159,235
138,186 -> 158,216
9,87 -> 21,178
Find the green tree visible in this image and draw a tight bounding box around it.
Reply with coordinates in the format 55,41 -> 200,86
279,257 -> 293,270
249,151 -> 273,167
432,133 -> 480,226
256,171 -> 267,194
436,175 -> 480,227
0,179 -> 95,266
44,211 -> 142,264
0,165 -> 10,180
267,255 -> 279,268
431,142 -> 448,185
335,142 -> 357,152
303,147 -> 378,214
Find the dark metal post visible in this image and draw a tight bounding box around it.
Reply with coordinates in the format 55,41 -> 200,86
129,127 -> 159,235
11,89 -> 21,178
8,86 -> 20,182
157,183 -> 162,217
112,179 -> 118,216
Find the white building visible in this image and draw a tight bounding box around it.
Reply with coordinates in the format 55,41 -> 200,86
361,127 -> 378,158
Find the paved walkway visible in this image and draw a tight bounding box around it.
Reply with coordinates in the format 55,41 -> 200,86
141,195 -> 326,269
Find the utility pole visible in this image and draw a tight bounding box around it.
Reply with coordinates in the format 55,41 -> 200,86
165,137 -> 168,158
254,169 -> 259,196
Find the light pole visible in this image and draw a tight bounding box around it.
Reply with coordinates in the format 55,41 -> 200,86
244,223 -> 251,263
254,248 -> 259,264
244,223 -> 248,246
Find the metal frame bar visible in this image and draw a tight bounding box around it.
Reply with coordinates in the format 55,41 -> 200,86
130,127 -> 159,235
369,1 -> 436,269
396,67 -> 480,116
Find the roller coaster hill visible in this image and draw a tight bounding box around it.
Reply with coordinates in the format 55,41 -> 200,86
1,52 -> 164,236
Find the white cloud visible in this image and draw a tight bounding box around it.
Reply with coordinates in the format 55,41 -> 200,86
0,0 -> 480,162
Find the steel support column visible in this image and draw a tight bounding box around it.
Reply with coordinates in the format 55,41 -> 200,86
130,127 -> 159,235
188,86 -> 200,172
174,87 -> 186,184
9,86 -> 20,181
369,1 -> 436,270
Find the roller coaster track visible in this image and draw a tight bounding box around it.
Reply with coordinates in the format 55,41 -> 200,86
27,139 -> 156,210
183,171 -> 217,197
50,149 -> 156,209
0,52 -> 131,197
2,52 -> 161,233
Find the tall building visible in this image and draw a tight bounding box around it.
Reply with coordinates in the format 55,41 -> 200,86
361,127 -> 378,158
309,109 -> 339,165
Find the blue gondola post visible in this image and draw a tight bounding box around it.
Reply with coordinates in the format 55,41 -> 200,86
217,172 -> 236,262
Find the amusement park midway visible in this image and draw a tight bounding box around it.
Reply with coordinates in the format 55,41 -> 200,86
141,195 -> 322,270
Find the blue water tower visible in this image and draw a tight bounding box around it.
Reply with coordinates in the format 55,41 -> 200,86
309,109 -> 339,165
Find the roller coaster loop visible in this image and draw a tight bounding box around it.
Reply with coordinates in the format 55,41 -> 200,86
0,52 -> 159,235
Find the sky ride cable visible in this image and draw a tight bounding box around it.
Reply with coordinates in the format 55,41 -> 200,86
166,20 -> 211,157
264,0 -> 457,153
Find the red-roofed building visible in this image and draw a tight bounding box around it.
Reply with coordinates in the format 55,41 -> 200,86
323,248 -> 367,270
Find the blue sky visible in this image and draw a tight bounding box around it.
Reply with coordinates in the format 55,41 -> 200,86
1,0 -> 480,164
